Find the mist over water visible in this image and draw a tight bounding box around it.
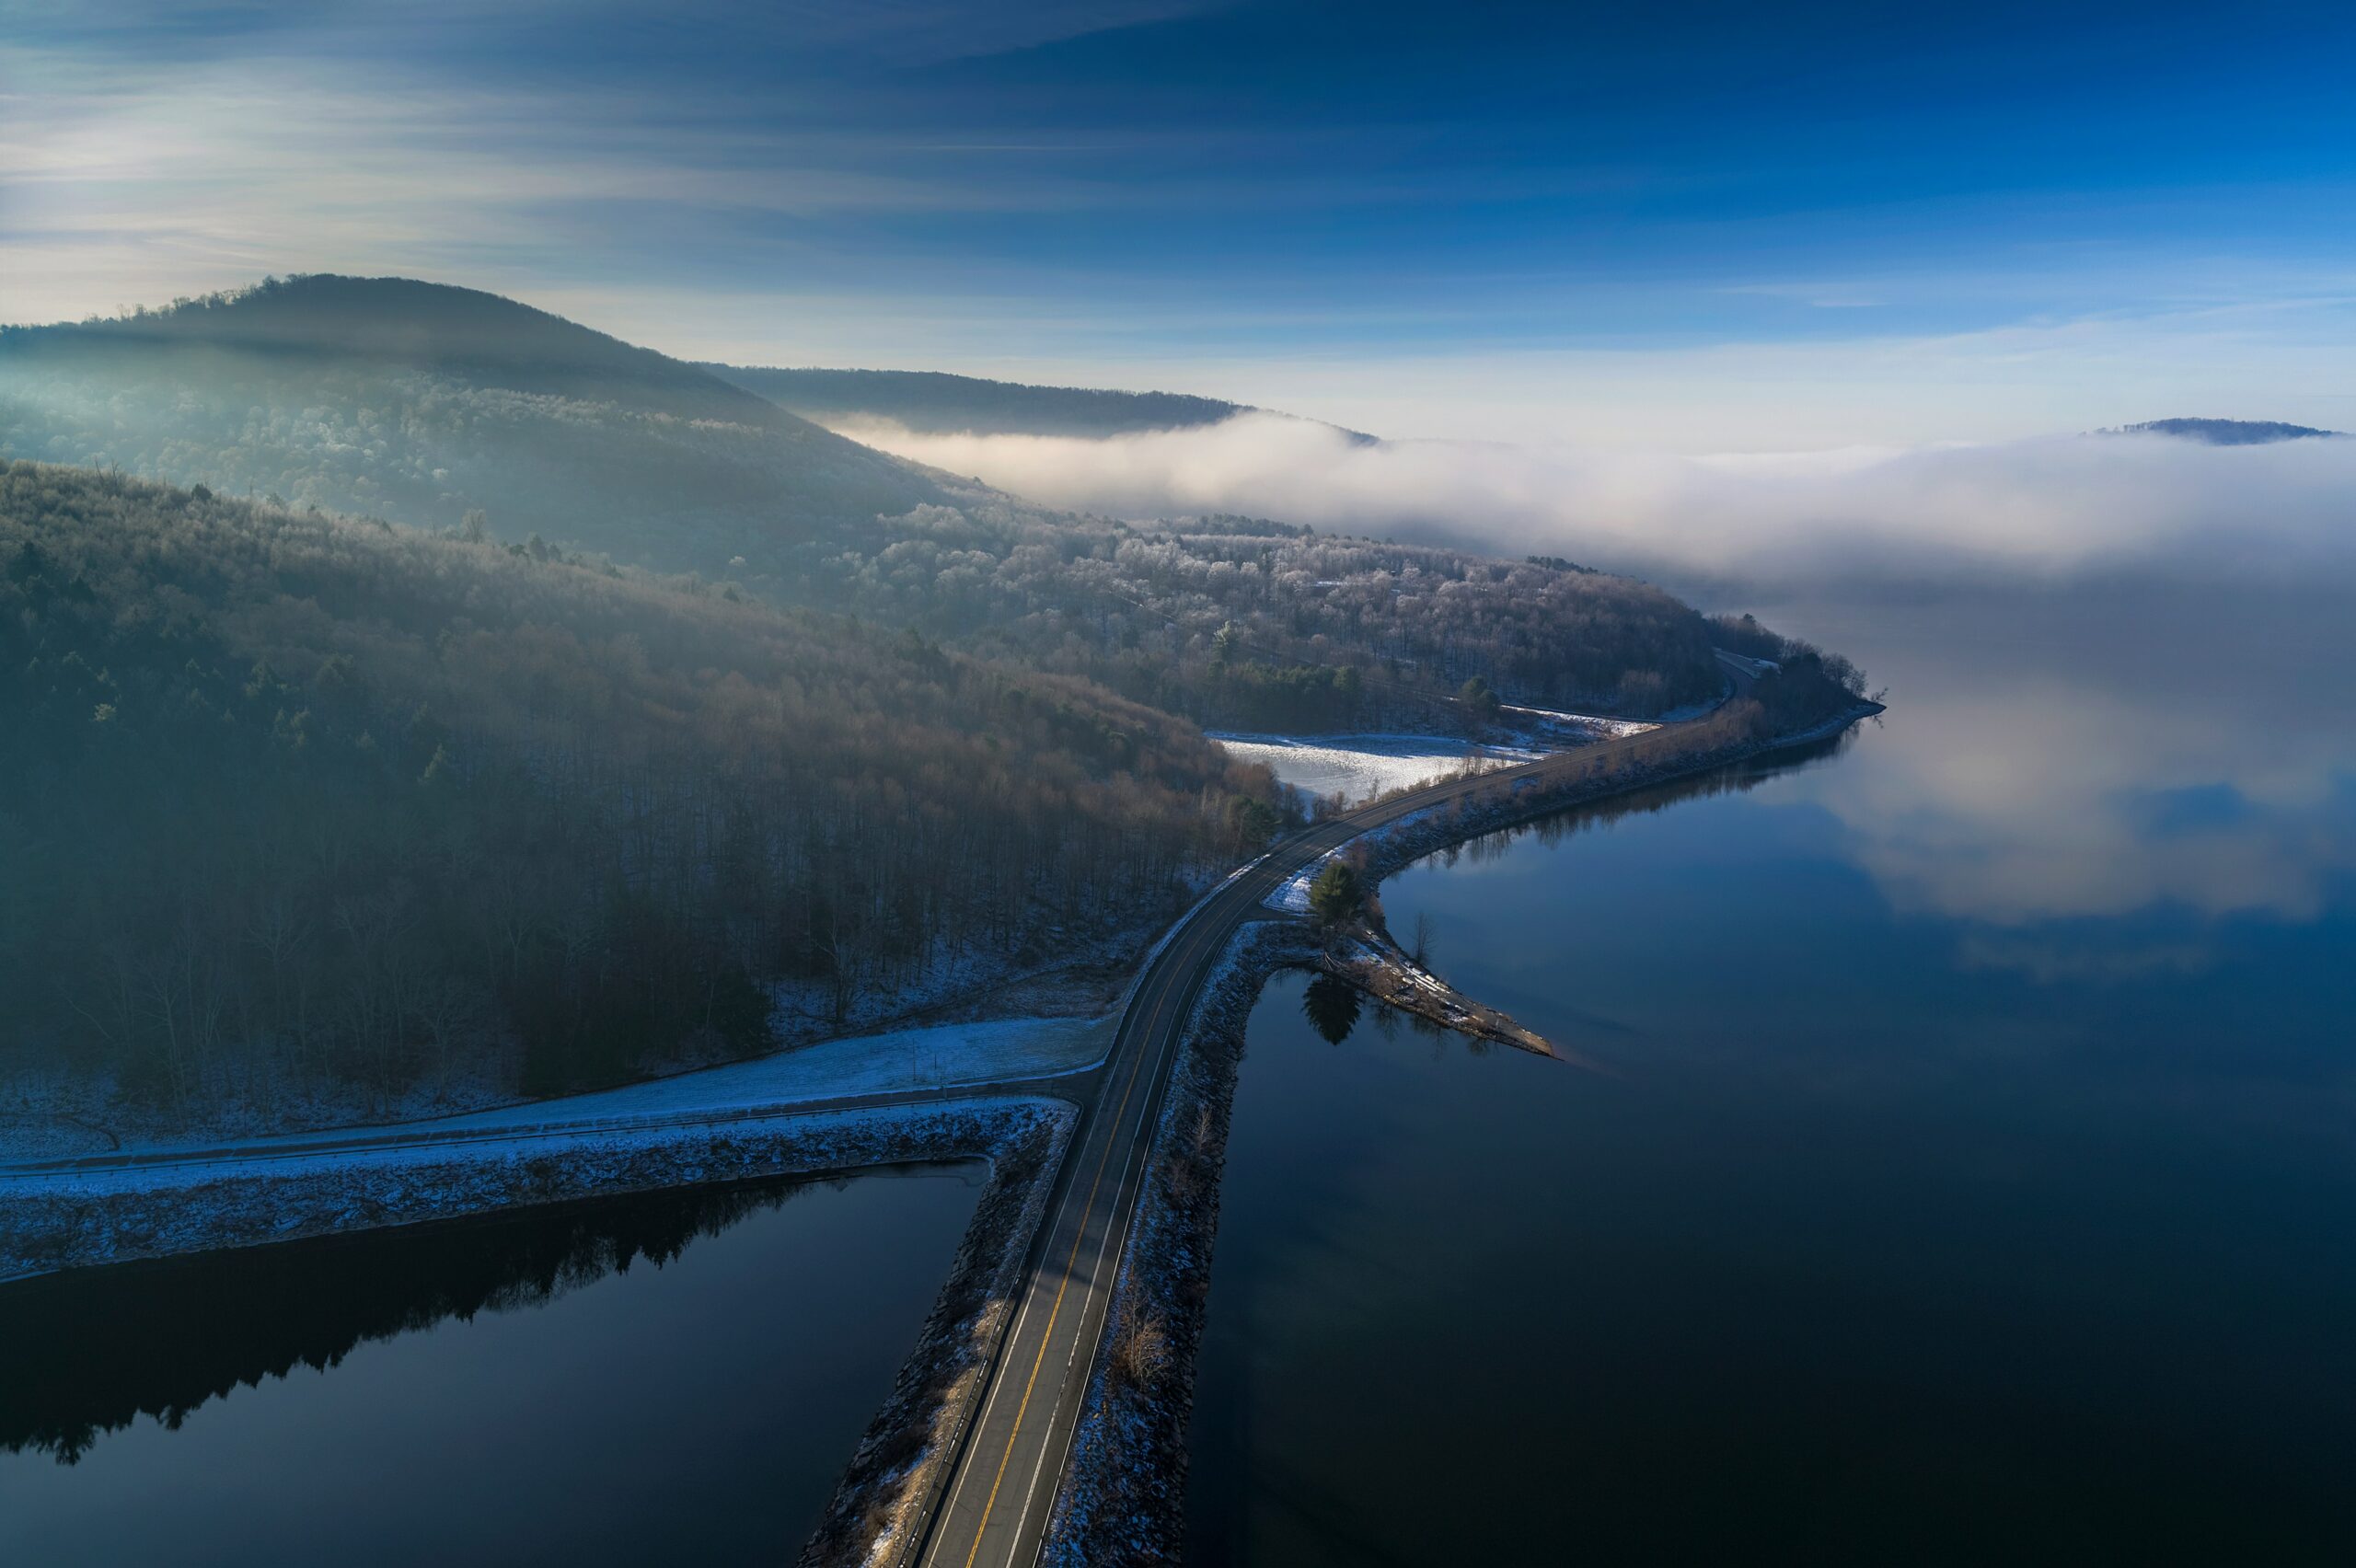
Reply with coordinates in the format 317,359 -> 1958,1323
845,414 -> 2356,590
1187,573 -> 2356,1564
855,415 -> 2356,948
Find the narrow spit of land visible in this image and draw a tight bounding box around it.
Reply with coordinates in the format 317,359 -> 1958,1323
1311,927 -> 1560,1058
2,652 -> 1881,1568
914,654 -> 1888,1568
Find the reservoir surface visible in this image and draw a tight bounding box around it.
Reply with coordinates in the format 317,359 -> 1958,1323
0,1164 -> 979,1566
1188,582 -> 2356,1565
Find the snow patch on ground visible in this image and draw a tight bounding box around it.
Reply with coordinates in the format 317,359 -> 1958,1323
1357,799 -> 1451,854
1211,732 -> 1537,807
1214,706 -> 1661,811
1497,703 -> 1658,742
1267,859 -> 1322,915
0,1063 -> 529,1163
422,1016 -> 1111,1136
1,1016 -> 1112,1171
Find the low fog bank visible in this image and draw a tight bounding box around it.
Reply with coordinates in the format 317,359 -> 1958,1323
849,414 -> 2356,592
845,413 -> 2356,978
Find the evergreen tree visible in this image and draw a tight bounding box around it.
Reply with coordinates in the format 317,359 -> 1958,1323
1307,859 -> 1364,926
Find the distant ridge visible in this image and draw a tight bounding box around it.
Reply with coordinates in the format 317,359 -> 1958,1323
6,274 -> 782,426
0,274 -> 951,575
2102,417 -> 2341,445
704,363 -> 1378,444
0,272 -> 1730,727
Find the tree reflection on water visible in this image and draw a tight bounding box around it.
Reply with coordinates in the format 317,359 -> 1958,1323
0,1176 -> 831,1464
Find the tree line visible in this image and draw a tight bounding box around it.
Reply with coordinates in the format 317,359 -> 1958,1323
0,463 -> 1282,1119
3,278 -> 1732,729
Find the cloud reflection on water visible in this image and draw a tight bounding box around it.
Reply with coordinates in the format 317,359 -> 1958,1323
1760,582 -> 2356,974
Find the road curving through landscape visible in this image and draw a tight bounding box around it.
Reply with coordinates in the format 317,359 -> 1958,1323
5,655 -> 1796,1568
913,657 -> 1773,1567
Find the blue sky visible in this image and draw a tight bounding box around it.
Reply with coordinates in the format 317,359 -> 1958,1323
6,0 -> 2355,445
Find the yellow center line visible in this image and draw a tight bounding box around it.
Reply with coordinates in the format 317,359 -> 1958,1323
947,789 -> 1526,1563
957,934 -> 1194,1568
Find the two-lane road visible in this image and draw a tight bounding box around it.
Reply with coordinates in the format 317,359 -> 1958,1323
912,675 -> 1762,1567
7,658 -> 1766,1568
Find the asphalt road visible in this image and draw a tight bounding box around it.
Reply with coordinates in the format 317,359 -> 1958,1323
11,656 -> 1766,1567
910,670 -> 1760,1568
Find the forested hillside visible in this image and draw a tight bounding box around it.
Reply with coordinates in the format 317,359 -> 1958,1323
0,463 -> 1279,1120
945,522 -> 1725,723
703,364 -> 1277,440
1,278 -> 1727,720
1707,612 -> 1874,729
0,276 -> 947,582
0,280 -> 1825,1132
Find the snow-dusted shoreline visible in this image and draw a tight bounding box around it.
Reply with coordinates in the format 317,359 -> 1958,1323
0,698 -> 1886,1568
0,1012 -> 1114,1170
0,1098 -> 1071,1283
1352,698 -> 1884,883
3,1090 -> 1086,1568
0,851 -> 1278,1296
1041,923 -> 1306,1567
800,1104 -> 1076,1568
1039,699 -> 1885,1562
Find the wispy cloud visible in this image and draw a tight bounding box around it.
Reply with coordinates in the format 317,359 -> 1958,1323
0,2 -> 1225,72
11,0 -> 2356,447
0,47 -> 1114,322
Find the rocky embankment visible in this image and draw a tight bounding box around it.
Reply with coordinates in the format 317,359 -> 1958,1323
1313,926 -> 1556,1057
0,1100 -> 1070,1285
800,1108 -> 1075,1568
1040,924 -> 1281,1566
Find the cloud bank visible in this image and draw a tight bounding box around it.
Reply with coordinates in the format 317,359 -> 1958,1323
846,414 -> 2356,588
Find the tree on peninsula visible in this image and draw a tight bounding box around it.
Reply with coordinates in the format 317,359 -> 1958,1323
1307,859 -> 1366,926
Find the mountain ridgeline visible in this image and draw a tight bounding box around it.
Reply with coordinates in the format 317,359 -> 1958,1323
0,277 -> 1727,722
0,275 -> 945,583
701,364 -> 1276,440
0,277 -> 1840,1126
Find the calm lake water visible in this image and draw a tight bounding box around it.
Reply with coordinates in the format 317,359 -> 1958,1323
1187,582 -> 2356,1565
0,1164 -> 979,1567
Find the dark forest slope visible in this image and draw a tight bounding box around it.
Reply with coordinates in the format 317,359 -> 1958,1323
0,462 -> 1278,1116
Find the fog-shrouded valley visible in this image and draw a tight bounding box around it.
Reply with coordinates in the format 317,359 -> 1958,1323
2,277 -> 1874,1142
7,9 -> 2354,1565
2,278 -> 1738,727
4,269 -> 2348,1568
